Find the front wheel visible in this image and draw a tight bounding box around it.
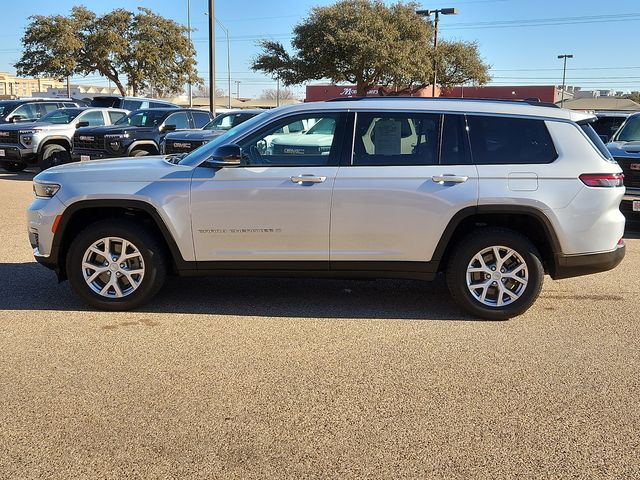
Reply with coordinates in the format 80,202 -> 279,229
66,220 -> 167,311
446,228 -> 544,320
40,144 -> 70,170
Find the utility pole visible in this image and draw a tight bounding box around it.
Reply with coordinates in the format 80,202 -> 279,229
66,75 -> 71,98
276,76 -> 280,107
558,54 -> 573,108
208,0 -> 216,115
187,0 -> 192,107
416,7 -> 458,97
235,80 -> 241,99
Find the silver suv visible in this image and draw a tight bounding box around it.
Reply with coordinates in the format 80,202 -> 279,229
0,107 -> 128,171
27,98 -> 626,319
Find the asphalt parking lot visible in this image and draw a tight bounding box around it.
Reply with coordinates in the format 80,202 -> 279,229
0,170 -> 638,479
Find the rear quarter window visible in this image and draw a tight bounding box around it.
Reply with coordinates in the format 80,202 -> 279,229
467,115 -> 558,164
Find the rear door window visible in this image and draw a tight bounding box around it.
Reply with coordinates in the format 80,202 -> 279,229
467,115 -> 557,164
353,112 -> 440,166
78,110 -> 106,126
192,111 -> 212,128
108,111 -> 127,124
123,100 -> 143,111
164,111 -> 190,130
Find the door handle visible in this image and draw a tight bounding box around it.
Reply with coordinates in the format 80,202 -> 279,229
290,175 -> 327,184
432,174 -> 469,184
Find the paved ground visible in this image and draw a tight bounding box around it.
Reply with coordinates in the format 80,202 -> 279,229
0,170 -> 638,479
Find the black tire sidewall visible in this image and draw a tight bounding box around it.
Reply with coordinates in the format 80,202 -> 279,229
447,229 -> 544,320
66,220 -> 166,311
40,145 -> 68,170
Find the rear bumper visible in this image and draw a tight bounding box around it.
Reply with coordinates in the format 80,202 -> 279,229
551,243 -> 626,280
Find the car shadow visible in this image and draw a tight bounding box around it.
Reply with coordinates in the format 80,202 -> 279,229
0,261 -> 477,321
0,170 -> 37,181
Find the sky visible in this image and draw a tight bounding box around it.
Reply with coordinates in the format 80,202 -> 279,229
1,0 -> 639,98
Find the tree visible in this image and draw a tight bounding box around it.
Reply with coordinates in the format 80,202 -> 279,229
15,6 -> 201,96
624,92 -> 640,104
260,88 -> 296,100
252,0 -> 490,96
193,85 -> 226,98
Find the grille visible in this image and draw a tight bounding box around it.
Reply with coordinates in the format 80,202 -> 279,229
0,130 -> 20,144
165,140 -> 204,154
614,156 -> 640,189
74,133 -> 104,151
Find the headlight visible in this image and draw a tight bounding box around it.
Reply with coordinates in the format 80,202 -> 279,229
33,182 -> 61,198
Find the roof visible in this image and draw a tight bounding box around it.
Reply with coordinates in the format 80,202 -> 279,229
283,97 -> 594,122
558,97 -> 640,112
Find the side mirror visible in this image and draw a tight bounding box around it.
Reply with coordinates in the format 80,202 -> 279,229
163,124 -> 177,132
10,115 -> 24,123
76,121 -> 89,128
205,144 -> 241,167
599,134 -> 610,144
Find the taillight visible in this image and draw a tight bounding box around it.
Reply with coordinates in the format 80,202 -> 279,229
579,173 -> 624,187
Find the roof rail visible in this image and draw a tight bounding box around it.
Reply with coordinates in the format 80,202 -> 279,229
325,96 -> 560,108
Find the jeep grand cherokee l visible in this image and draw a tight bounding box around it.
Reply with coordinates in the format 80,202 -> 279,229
28,98 -> 626,320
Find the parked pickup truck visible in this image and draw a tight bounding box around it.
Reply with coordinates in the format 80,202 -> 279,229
0,107 -> 128,172
72,108 -> 213,161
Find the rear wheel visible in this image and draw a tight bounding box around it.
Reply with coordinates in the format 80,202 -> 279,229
40,144 -> 70,170
446,228 -> 544,320
0,161 -> 26,172
66,220 -> 167,311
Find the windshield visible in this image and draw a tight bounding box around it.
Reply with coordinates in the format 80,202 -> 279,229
38,109 -> 84,124
306,117 -> 336,135
613,115 -> 640,142
178,112 -> 272,166
116,110 -> 167,127
0,102 -> 17,118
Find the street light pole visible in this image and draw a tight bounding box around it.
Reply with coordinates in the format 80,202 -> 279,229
558,54 -> 573,108
187,0 -> 192,107
216,19 -> 231,109
208,0 -> 216,115
416,7 -> 458,98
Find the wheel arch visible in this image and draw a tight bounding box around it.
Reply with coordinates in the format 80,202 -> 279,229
432,205 -> 562,276
51,199 -> 188,280
37,137 -> 71,157
126,141 -> 159,155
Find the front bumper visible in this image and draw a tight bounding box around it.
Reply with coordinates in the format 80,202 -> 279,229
71,149 -> 125,161
551,243 -> 626,280
0,143 -> 36,164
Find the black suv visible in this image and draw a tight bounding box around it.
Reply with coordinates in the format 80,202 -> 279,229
0,98 -> 83,124
72,108 -> 213,160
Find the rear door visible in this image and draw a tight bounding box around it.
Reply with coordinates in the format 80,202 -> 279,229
330,111 -> 479,267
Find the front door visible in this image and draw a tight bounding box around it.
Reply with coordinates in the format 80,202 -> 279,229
330,112 -> 479,267
190,112 -> 347,263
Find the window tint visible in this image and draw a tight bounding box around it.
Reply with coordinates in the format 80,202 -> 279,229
63,102 -> 77,108
592,116 -> 627,140
467,115 -> 557,164
353,112 -> 440,166
108,111 -> 127,124
192,111 -> 212,128
440,114 -> 470,165
79,110 -> 105,126
238,114 -> 341,167
122,100 -> 143,111
165,112 -> 190,130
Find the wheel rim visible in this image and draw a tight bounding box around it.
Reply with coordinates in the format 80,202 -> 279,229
81,237 -> 145,299
466,245 -> 528,308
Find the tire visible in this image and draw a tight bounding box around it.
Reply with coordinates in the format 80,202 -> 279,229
0,161 -> 26,172
130,149 -> 151,157
66,219 -> 167,311
446,227 -> 544,320
39,144 -> 69,170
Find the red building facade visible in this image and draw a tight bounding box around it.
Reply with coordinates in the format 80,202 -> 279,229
441,85 -> 560,103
